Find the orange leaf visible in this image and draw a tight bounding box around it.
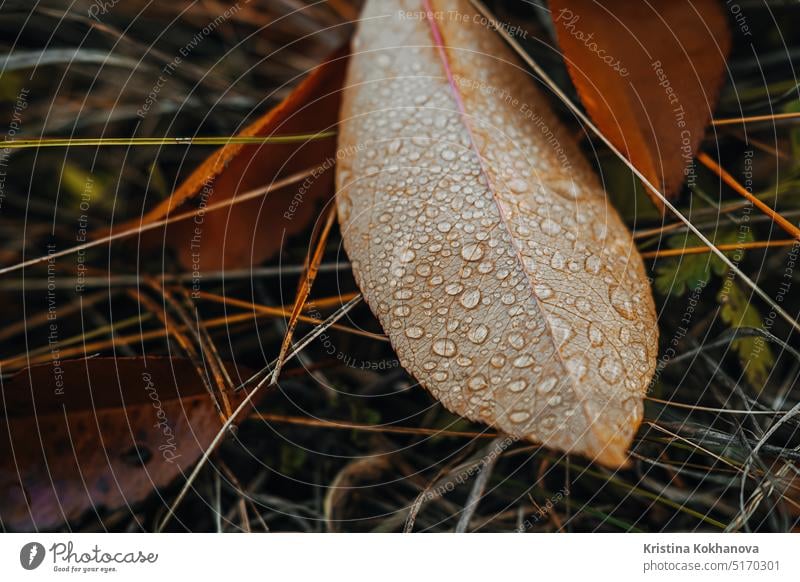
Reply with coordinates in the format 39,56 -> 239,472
0,357 -> 248,530
550,0 -> 731,209
118,48 -> 348,271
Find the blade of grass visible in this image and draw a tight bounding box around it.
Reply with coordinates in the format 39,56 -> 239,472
0,167 -> 315,276
0,132 -> 336,149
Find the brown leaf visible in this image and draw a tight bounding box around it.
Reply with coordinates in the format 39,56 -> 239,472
549,0 -> 731,209
116,48 -> 348,271
0,357 -> 246,530
336,0 -> 658,467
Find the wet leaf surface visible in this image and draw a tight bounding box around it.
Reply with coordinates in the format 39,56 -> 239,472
336,0 -> 659,467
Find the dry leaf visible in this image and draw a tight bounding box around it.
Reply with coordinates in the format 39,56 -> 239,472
336,0 -> 658,467
0,357 -> 246,530
114,48 -> 348,271
550,0 -> 731,209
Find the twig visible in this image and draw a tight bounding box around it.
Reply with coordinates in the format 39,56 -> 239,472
270,205 -> 337,385
640,239 -> 796,259
712,111 -> 800,126
697,152 -> 800,240
249,413 -> 498,439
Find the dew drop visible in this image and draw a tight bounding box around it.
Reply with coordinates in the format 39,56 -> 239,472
585,254 -> 601,274
507,332 -> 525,350
509,410 -> 531,424
405,326 -> 424,339
550,251 -> 566,270
490,354 -> 506,368
588,324 -> 604,346
460,288 -> 481,309
534,284 -> 553,300
339,195 -> 352,220
508,379 -> 528,393
537,377 -> 557,394
501,292 -> 516,305
513,354 -> 535,368
599,354 -> 624,384
399,249 -> 415,263
609,285 -> 636,320
461,243 -> 484,261
433,338 -> 457,357
576,297 -> 591,314
468,324 -> 489,344
508,178 -> 528,193
468,375 -> 488,391
540,218 -> 561,236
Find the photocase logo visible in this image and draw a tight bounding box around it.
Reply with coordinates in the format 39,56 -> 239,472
19,542 -> 46,570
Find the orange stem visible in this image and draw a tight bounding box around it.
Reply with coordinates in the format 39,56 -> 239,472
250,413 -> 498,439
697,152 -> 800,241
712,111 -> 800,126
641,239 -> 796,259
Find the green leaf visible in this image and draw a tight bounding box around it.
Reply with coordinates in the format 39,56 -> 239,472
0,72 -> 23,101
600,155 -> 661,222
717,280 -> 775,387
60,162 -> 115,213
654,232 -> 731,296
280,445 -> 308,475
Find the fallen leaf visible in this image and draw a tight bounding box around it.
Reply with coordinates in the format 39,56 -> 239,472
114,48 -> 348,271
336,0 -> 658,467
0,357 -> 246,530
549,0 -> 731,209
